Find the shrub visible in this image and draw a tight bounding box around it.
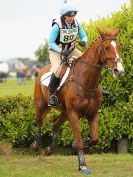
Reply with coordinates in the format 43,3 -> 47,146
0,92 -> 132,152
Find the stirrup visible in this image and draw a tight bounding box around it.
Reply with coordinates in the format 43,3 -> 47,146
48,95 -> 58,107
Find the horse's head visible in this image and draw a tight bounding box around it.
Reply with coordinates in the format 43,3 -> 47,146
98,28 -> 124,77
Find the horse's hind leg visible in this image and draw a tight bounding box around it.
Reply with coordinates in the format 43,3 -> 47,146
46,112 -> 67,154
52,112 -> 67,149
89,112 -> 99,145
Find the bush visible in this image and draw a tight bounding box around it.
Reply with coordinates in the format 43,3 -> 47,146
0,95 -> 35,147
0,92 -> 132,152
0,95 -> 53,147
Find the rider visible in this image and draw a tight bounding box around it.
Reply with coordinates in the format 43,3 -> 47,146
48,2 -> 88,106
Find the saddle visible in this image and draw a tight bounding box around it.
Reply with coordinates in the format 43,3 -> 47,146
40,56 -> 78,90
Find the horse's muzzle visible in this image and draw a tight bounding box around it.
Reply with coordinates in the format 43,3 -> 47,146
113,58 -> 124,77
113,68 -> 124,77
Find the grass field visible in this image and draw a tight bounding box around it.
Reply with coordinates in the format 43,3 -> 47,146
0,153 -> 133,177
0,78 -> 35,96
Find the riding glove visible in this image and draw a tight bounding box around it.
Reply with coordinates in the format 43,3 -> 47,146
79,41 -> 86,47
62,50 -> 70,57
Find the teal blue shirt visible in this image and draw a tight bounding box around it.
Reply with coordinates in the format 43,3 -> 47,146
48,21 -> 88,53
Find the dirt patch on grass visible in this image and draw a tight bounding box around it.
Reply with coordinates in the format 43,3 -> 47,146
0,141 -> 13,156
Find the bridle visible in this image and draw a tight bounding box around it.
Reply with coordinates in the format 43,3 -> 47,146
65,38 -> 122,93
99,38 -> 122,71
78,38 -> 121,71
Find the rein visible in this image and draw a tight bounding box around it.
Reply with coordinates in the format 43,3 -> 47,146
77,38 -> 118,70
64,60 -> 101,94
78,60 -> 105,69
70,75 -> 99,93
63,37 -> 119,93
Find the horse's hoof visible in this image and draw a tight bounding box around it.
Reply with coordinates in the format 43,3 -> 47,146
72,138 -> 90,149
79,166 -> 91,175
30,141 -> 40,151
83,139 -> 90,148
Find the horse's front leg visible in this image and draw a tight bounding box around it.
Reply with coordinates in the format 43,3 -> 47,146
31,110 -> 44,151
89,112 -> 99,145
31,79 -> 47,151
31,101 -> 47,151
68,110 -> 91,174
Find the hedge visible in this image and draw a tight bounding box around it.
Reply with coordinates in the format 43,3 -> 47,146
0,95 -> 36,147
0,94 -> 132,152
81,1 -> 133,106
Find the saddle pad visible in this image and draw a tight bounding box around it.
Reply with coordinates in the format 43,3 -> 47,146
40,67 -> 70,90
40,71 -> 52,87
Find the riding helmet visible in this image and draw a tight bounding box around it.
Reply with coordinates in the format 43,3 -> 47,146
60,3 -> 78,16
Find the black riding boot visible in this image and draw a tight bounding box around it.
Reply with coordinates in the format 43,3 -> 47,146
48,73 -> 60,107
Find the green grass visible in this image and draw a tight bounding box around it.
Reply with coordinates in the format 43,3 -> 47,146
0,154 -> 133,177
0,78 -> 35,96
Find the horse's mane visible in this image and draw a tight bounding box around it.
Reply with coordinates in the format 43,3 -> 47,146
81,28 -> 115,58
83,37 -> 100,56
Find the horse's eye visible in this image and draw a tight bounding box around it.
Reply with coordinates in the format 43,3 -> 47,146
105,46 -> 110,50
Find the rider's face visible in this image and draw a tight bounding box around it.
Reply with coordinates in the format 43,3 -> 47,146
64,15 -> 75,24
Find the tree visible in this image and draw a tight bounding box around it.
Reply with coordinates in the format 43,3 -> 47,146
35,39 -> 49,65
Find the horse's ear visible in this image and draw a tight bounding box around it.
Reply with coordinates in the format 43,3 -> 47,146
97,28 -> 106,39
112,28 -> 120,37
97,27 -> 120,39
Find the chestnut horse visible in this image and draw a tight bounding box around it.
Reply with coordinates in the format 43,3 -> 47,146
31,28 -> 124,174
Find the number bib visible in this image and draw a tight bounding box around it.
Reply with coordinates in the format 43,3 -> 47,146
60,27 -> 78,43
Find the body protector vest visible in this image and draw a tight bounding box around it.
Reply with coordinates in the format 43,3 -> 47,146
52,17 -> 79,51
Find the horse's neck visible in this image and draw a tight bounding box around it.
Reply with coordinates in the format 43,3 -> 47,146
83,40 -> 101,66
75,40 -> 101,88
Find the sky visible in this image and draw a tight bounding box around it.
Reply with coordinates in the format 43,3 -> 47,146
0,0 -> 130,61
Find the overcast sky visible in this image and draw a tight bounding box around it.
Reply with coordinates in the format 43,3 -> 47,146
0,0 -> 130,61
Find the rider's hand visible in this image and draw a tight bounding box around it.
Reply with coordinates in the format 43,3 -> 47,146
79,41 -> 86,47
62,50 -> 70,57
